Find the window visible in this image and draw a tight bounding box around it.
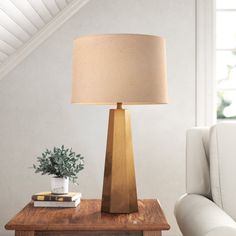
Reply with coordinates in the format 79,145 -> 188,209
216,0 -> 236,119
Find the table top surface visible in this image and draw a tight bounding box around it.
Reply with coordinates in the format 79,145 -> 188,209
5,199 -> 170,231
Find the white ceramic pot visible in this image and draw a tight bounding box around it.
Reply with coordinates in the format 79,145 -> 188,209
50,177 -> 69,194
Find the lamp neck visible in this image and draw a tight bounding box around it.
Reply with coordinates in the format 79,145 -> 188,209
117,102 -> 123,109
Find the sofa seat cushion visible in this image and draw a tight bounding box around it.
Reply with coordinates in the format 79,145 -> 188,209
210,123 -> 236,221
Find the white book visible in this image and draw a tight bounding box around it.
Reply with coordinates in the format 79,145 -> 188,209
34,198 -> 80,208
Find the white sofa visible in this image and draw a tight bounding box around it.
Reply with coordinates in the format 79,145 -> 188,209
175,123 -> 236,236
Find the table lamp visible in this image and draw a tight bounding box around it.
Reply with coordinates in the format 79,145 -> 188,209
72,34 -> 168,213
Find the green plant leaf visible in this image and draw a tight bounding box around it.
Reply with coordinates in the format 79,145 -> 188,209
32,145 -> 85,184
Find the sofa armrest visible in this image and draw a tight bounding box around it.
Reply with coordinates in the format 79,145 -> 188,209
175,194 -> 236,236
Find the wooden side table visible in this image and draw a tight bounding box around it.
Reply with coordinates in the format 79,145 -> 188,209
5,199 -> 170,236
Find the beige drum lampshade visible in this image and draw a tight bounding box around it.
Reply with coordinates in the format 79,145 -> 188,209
72,34 -> 168,104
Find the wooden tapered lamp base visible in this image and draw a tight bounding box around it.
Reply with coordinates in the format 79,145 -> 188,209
101,103 -> 138,213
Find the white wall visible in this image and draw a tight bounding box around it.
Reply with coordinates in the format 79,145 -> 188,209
0,0 -> 196,235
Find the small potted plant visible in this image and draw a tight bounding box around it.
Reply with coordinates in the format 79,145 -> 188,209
33,145 -> 84,194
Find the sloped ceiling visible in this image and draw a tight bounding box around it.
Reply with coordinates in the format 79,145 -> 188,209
0,0 -> 90,80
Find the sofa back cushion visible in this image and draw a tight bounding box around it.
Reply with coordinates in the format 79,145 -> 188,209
210,123 -> 236,220
186,128 -> 211,197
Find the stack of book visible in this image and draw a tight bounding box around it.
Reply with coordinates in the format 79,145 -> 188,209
32,192 -> 81,208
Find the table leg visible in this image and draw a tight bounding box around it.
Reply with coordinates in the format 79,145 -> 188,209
143,231 -> 161,236
15,231 -> 35,236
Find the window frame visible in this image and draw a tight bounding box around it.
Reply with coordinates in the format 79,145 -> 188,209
196,0 -> 216,126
